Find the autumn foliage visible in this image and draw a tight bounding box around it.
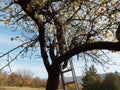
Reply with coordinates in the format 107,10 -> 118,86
0,71 -> 46,88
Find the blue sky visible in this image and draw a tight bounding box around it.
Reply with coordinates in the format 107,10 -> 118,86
0,24 -> 120,79
0,24 -> 48,78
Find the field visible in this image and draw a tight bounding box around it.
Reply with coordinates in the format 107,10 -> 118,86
0,86 -> 45,90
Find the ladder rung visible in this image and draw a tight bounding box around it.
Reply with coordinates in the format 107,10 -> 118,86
64,81 -> 75,85
61,68 -> 72,73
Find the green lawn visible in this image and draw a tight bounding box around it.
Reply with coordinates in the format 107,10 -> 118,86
0,86 -> 45,90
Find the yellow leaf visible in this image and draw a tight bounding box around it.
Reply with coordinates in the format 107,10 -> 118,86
100,0 -> 105,3
103,3 -> 107,7
107,33 -> 112,37
38,1 -> 43,6
16,36 -> 19,38
48,29 -> 53,33
34,12 -> 39,18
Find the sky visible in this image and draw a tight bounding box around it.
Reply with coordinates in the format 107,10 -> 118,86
0,24 -> 120,79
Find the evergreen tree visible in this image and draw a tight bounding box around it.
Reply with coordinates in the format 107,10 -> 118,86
82,65 -> 102,90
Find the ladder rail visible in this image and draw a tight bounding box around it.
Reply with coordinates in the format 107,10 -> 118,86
60,34 -> 78,90
54,11 -> 79,90
60,65 -> 67,90
69,58 -> 79,90
62,24 -> 79,90
60,58 -> 79,90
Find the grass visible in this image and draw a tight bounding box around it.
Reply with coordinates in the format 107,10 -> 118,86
0,86 -> 45,90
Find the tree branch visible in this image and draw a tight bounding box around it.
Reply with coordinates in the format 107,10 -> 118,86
57,42 -> 120,64
16,0 -> 51,72
0,37 -> 38,58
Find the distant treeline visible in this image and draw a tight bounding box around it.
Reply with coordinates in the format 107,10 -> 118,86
1,67 -> 120,90
0,70 -> 46,88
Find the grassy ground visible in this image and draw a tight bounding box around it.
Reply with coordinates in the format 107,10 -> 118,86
0,86 -> 45,90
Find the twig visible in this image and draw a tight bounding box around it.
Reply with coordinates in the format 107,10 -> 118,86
0,48 -> 25,71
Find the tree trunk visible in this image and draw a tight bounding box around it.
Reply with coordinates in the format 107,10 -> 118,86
46,65 -> 61,90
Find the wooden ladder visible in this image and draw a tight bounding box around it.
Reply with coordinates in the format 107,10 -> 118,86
53,11 -> 79,90
60,58 -> 79,90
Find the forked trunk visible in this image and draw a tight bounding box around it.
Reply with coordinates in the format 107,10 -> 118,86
46,65 -> 61,90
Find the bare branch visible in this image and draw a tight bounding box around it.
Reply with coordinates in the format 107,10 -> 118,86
0,48 -> 25,71
0,37 -> 38,58
0,2 -> 14,11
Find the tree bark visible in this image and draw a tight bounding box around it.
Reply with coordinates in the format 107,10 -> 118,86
46,65 -> 61,90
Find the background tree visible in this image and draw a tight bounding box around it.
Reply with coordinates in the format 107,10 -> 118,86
102,73 -> 120,90
16,69 -> 33,86
7,72 -> 23,86
0,72 -> 7,86
82,65 -> 103,90
32,76 -> 42,88
0,70 -> 46,88
0,0 -> 120,90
